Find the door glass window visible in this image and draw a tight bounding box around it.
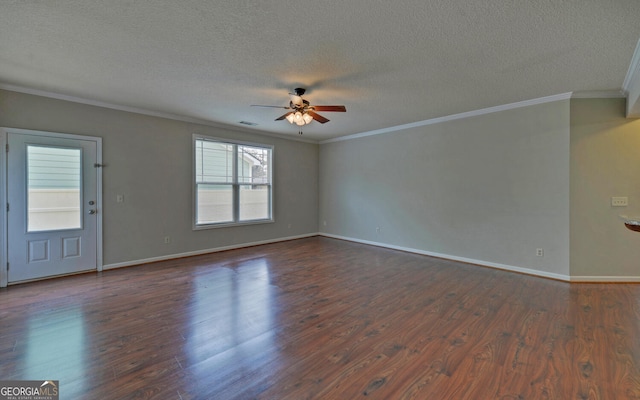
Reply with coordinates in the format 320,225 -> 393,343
27,145 -> 82,232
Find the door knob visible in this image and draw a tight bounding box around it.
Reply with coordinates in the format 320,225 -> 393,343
88,209 -> 97,215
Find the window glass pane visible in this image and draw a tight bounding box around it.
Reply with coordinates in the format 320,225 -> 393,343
195,140 -> 233,184
196,184 -> 233,224
27,145 -> 82,232
195,137 -> 272,227
239,184 -> 270,221
237,145 -> 270,185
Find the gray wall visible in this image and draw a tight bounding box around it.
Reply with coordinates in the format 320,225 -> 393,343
319,100 -> 571,278
570,98 -> 640,279
0,89 -> 319,266
5,89 -> 640,280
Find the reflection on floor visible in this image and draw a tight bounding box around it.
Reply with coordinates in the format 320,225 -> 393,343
1,237 -> 640,399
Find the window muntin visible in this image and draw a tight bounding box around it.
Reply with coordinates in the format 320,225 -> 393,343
194,137 -> 272,227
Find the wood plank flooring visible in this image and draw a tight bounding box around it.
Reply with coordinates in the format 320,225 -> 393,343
1,237 -> 640,399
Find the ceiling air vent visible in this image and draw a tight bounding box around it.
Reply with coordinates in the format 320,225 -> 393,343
239,121 -> 258,126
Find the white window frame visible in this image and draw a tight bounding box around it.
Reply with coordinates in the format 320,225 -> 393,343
193,134 -> 274,229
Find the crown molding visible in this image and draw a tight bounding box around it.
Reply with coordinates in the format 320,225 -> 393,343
3,81 -> 630,146
0,83 -> 221,125
320,92 -> 573,144
0,83 -> 317,144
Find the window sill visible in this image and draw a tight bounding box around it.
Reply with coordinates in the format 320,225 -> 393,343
193,218 -> 275,231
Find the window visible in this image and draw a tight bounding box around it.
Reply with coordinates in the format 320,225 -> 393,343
27,145 -> 82,232
194,136 -> 273,228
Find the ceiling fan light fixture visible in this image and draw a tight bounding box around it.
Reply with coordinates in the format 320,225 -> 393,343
254,88 -> 346,128
294,111 -> 306,126
302,113 -> 313,124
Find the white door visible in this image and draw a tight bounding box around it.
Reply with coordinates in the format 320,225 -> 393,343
7,131 -> 100,283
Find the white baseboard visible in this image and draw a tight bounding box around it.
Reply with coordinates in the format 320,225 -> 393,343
569,276 -> 640,283
102,232 -> 640,283
319,233 -> 572,282
103,233 -> 319,270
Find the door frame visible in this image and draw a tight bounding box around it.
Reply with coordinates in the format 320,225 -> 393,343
1,127 -> 103,287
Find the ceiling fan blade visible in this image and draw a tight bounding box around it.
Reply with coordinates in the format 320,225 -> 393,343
311,105 -> 346,112
307,110 -> 330,124
251,105 -> 291,109
275,112 -> 293,121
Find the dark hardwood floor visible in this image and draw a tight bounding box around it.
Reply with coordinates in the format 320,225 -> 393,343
1,237 -> 640,399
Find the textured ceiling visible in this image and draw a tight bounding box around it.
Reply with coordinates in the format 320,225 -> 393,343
1,1 -> 639,141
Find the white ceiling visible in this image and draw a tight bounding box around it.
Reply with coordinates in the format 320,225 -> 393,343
1,1 -> 639,141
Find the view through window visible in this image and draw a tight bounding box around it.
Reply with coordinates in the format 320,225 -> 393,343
27,145 -> 82,232
194,137 -> 272,227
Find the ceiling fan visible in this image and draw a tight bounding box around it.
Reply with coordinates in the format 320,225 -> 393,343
252,88 -> 346,126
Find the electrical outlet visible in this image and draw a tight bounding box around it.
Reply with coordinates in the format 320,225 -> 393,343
536,248 -> 544,257
164,236 -> 171,244
611,197 -> 628,207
